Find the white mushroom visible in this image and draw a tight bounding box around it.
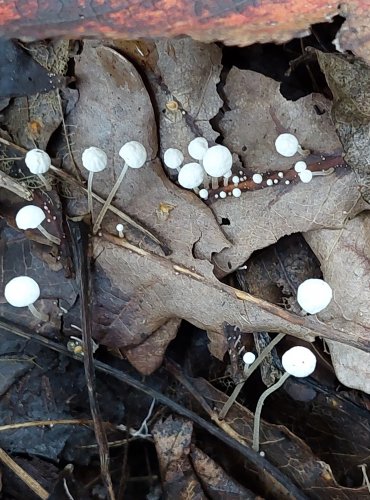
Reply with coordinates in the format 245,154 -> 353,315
266,179 -> 273,186
252,173 -> 263,184
116,223 -> 124,238
188,137 -> 208,161
4,276 -> 48,321
178,163 -> 204,193
275,133 -> 308,157
242,351 -> 256,376
164,148 -> 184,173
297,278 -> 333,314
232,187 -> 241,198
294,161 -> 307,173
25,149 -> 52,191
232,176 -> 240,185
15,205 -> 60,245
298,170 -> 313,183
199,188 -> 209,200
93,141 -> 147,234
203,145 -> 232,189
252,346 -> 316,452
219,191 -> 227,199
82,147 -> 108,220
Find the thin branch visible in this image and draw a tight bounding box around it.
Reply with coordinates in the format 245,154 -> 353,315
0,447 -> 49,499
69,221 -> 115,500
0,169 -> 33,201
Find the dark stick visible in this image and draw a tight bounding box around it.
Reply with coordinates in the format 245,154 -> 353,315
0,319 -> 307,500
68,221 -> 116,500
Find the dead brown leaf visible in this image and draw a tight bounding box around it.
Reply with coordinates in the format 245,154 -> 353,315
304,213 -> 370,392
193,377 -> 370,499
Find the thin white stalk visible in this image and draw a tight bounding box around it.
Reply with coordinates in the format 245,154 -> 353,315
37,225 -> 61,245
37,174 -> 52,191
212,177 -> 218,189
28,303 -> 49,322
93,163 -> 128,235
87,171 -> 94,219
297,146 -> 310,157
252,371 -> 290,452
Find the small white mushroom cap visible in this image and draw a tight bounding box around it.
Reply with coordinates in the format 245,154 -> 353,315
178,163 -> 204,189
297,278 -> 333,314
275,133 -> 299,157
298,170 -> 313,183
82,147 -> 108,173
294,161 -> 307,173
4,276 -> 41,307
252,173 -> 263,184
282,346 -> 317,377
232,188 -> 241,198
199,189 -> 208,199
219,191 -> 227,199
119,141 -> 147,168
188,137 -> 208,160
243,352 -> 256,365
116,223 -> 124,232
266,179 -> 273,186
203,145 -> 232,177
232,176 -> 240,184
25,149 -> 51,174
16,205 -> 46,230
164,148 -> 184,170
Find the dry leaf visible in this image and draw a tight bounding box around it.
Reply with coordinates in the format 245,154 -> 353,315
65,42 -> 230,265
210,68 -> 367,272
304,213 -> 370,392
193,377 -> 370,499
152,416 -> 206,499
315,50 -> 370,204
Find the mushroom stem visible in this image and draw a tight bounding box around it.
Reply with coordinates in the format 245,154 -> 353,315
223,177 -> 229,187
87,171 -> 94,219
252,371 -> 290,452
37,174 -> 52,191
297,146 -> 310,157
211,177 -> 218,189
202,175 -> 210,189
93,163 -> 128,235
312,167 -> 334,177
37,225 -> 61,245
28,303 -> 49,322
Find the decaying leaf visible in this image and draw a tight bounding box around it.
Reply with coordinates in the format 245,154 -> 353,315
212,68 -> 367,272
190,446 -> 255,499
125,318 -> 181,375
152,416 -> 205,499
65,42 -> 229,265
315,50 -> 370,204
193,377 -> 370,498
92,236 -> 370,357
304,213 -> 370,393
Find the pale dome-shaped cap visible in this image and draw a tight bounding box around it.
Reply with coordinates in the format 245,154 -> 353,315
297,278 -> 333,314
203,145 -> 232,177
4,276 -> 41,307
164,148 -> 184,169
178,163 -> 204,189
119,141 -> 147,168
294,161 -> 307,173
298,170 -> 313,183
282,346 -> 317,377
199,188 -> 208,199
15,205 -> 46,230
82,147 -> 107,173
275,134 -> 299,157
188,137 -> 208,160
243,352 -> 256,365
25,149 -> 51,174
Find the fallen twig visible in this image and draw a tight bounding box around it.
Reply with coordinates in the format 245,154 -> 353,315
69,221 -> 116,500
0,169 -> 33,201
0,447 -> 49,499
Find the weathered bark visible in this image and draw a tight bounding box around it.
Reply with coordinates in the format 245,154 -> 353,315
0,1 -> 369,65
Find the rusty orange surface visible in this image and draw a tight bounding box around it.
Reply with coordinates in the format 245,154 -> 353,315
0,1 -> 369,63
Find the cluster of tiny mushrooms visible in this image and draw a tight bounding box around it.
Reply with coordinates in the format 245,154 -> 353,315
4,134 -> 335,451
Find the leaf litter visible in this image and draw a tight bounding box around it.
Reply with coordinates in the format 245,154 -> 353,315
0,32 -> 369,499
